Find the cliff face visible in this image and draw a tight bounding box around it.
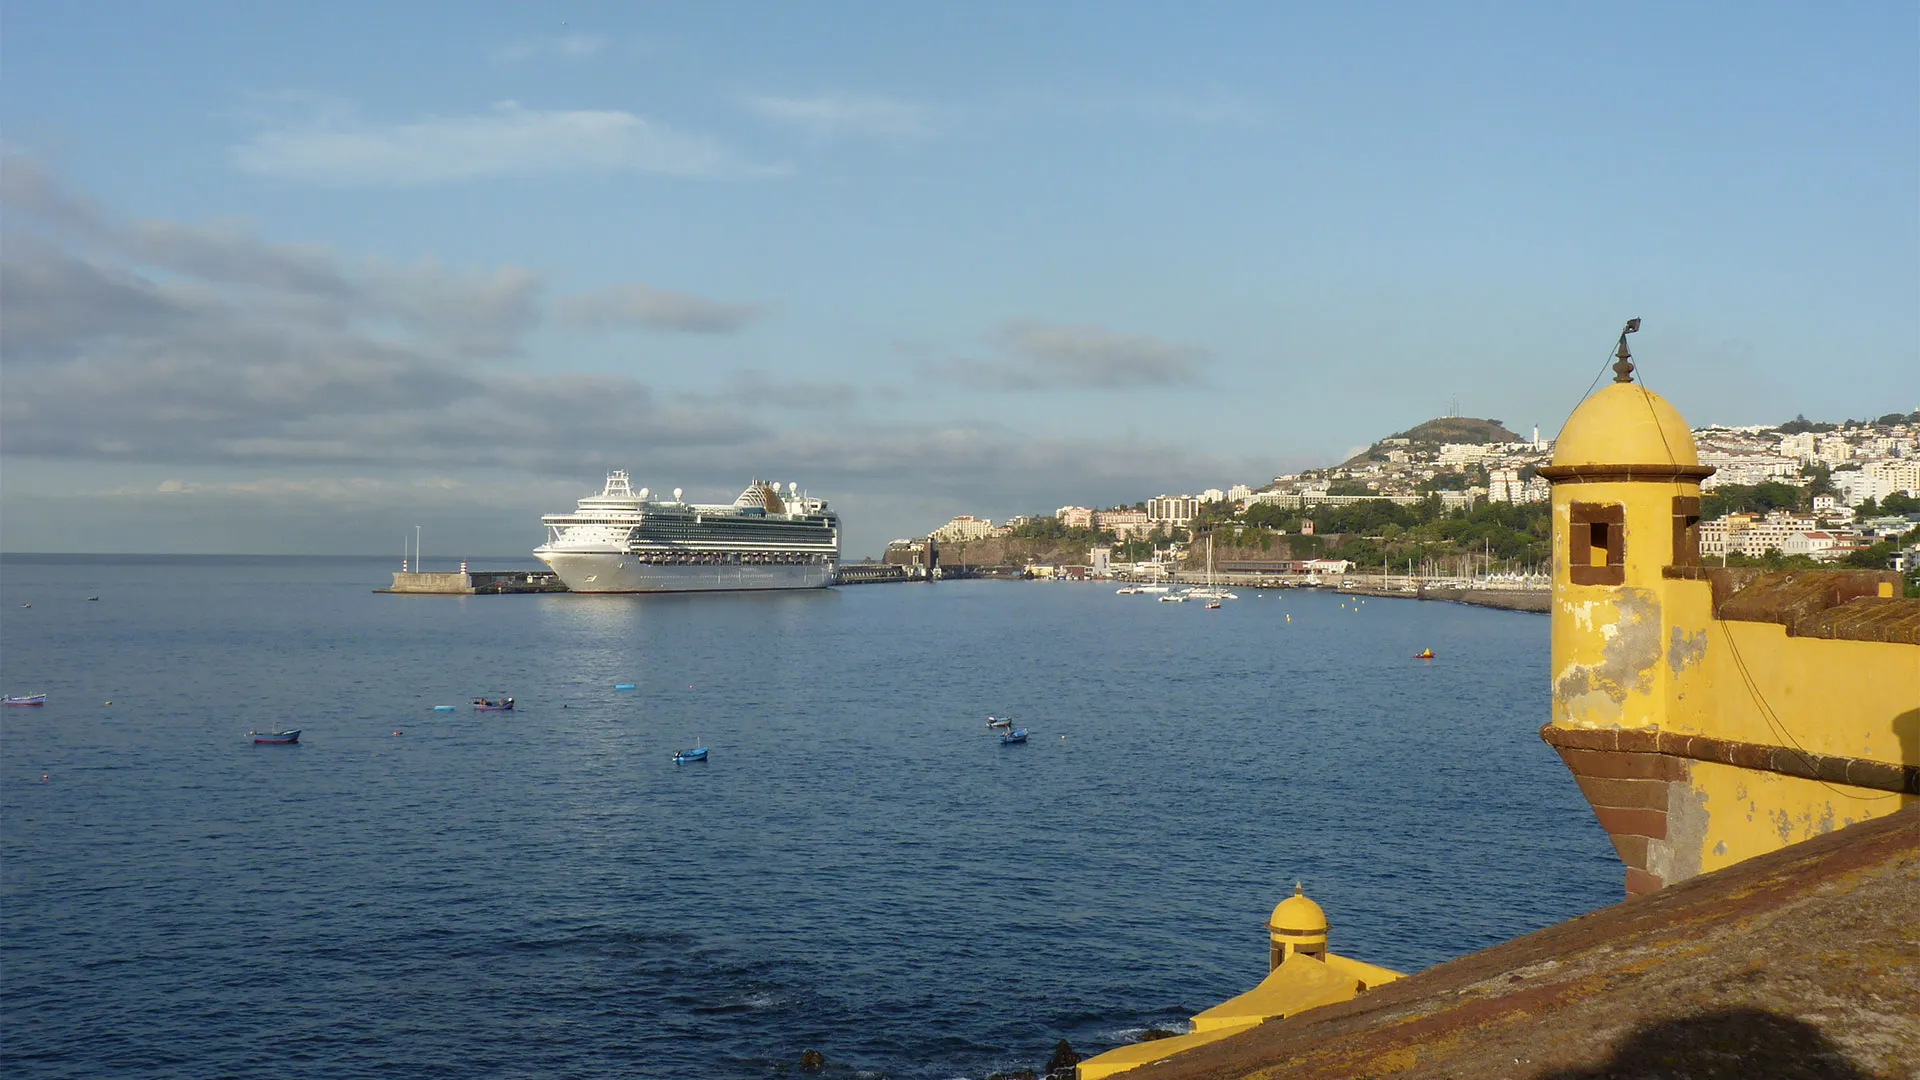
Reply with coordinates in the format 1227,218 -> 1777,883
935,537 -> 1094,567
1186,537 -> 1307,566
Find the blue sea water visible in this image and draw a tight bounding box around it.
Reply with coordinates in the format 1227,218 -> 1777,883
0,556 -> 1620,1079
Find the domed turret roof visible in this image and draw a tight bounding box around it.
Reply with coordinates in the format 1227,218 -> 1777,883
1552,381 -> 1699,469
1269,883 -> 1328,936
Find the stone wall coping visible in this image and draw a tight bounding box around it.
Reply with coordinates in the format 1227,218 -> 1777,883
1537,463 -> 1716,483
1539,724 -> 1918,796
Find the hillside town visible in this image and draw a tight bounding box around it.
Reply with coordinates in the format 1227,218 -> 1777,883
898,410 -> 1920,585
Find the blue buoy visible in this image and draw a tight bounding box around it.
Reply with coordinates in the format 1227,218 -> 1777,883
615,683 -> 636,691
433,705 -> 456,712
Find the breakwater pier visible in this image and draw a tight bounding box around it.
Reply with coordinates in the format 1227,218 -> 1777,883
1336,582 -> 1550,613
377,569 -> 568,594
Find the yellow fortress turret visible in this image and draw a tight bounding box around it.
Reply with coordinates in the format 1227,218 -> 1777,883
1266,882 -> 1328,967
1075,885 -> 1401,1079
1540,322 -> 1919,896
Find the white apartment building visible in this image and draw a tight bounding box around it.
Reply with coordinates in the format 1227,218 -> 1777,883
1487,469 -> 1547,504
1870,459 -> 1920,496
1831,460 -> 1920,505
931,515 -> 996,542
1817,436 -> 1855,467
1700,453 -> 1799,489
1148,495 -> 1200,526
1095,508 -> 1151,540
1200,488 -> 1227,503
1056,506 -> 1095,530
1812,495 -> 1856,525
1437,443 -> 1493,469
1701,511 -> 1820,558
1228,484 -> 1253,502
1779,432 -> 1817,461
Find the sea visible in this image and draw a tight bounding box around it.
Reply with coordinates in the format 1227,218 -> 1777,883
0,555 -> 1620,1080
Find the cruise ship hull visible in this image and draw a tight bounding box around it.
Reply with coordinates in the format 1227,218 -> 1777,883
537,552 -> 834,593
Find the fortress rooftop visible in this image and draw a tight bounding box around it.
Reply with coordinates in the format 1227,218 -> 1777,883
1117,807 -> 1918,1080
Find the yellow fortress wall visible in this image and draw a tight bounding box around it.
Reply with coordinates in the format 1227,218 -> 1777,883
1539,332 -> 1919,895
1073,335 -> 1916,1079
1075,886 -> 1400,1079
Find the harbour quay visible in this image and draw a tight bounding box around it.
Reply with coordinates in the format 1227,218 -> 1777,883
377,568 -> 568,595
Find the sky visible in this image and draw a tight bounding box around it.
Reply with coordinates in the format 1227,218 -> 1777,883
2,2 -> 1916,557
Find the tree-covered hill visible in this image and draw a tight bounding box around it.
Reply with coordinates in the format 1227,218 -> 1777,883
1390,416 -> 1521,445
1340,416 -> 1521,467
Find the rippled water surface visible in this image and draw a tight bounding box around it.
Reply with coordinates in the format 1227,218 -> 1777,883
1,556 -> 1619,1079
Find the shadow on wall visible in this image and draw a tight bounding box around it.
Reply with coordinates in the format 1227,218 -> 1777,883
1536,1009 -> 1870,1080
1896,708 -> 1919,811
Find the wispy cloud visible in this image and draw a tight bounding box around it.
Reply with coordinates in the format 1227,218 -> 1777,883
744,94 -> 934,140
925,320 -> 1209,390
493,34 -> 608,64
1,153 -> 1269,557
558,283 -> 760,335
231,101 -> 741,186
680,369 -> 863,409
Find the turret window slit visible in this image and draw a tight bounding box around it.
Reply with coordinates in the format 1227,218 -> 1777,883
1568,502 -> 1626,586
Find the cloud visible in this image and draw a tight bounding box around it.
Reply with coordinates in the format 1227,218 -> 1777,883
674,369 -> 864,410
1,154 -> 1275,557
493,34 -> 608,63
744,94 -> 933,140
925,320 -> 1208,390
559,283 -> 760,334
230,101 -> 739,186
1,153 -> 757,474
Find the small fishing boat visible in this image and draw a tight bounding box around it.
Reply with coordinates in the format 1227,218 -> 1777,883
4,693 -> 47,707
249,729 -> 301,744
986,715 -> 1013,728
1159,594 -> 1187,603
472,697 -> 515,711
1205,599 -> 1222,610
1000,728 -> 1029,745
673,746 -> 709,764
1414,649 -> 1435,660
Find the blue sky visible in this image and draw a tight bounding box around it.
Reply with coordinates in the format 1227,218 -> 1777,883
3,2 -> 1915,556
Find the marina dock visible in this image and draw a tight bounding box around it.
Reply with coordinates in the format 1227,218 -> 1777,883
377,570 -> 568,595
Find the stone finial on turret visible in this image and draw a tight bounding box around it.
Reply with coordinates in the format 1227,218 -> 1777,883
1611,318 -> 1641,384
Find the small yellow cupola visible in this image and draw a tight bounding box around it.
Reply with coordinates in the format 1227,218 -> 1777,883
1267,882 -> 1329,969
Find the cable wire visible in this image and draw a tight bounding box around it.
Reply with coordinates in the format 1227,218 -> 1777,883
1714,619 -> 1900,802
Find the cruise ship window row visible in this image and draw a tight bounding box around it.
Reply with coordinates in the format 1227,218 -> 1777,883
628,552 -> 830,565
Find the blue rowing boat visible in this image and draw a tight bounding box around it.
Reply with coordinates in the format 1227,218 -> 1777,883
673,746 -> 709,764
250,729 -> 301,744
999,728 -> 1028,745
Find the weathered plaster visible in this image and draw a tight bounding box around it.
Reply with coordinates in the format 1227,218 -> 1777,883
1555,588 -> 1664,719
1668,625 -> 1707,674
1662,782 -> 1710,883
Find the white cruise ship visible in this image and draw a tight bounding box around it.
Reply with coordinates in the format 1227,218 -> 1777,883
534,472 -> 839,593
